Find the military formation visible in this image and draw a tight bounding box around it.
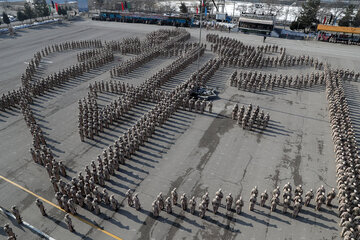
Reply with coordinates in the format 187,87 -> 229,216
149,183 -> 336,221
231,103 -> 270,130
110,29 -> 191,78
2,27 -> 360,240
325,64 -> 360,239
78,43 -> 206,140
77,48 -> 108,62
229,70 -> 326,92
206,33 -> 328,72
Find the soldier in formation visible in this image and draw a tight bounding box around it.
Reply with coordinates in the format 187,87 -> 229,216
4,224 -> 16,239
64,214 -> 75,232
324,63 -> 360,239
232,103 -> 270,130
35,199 -> 47,216
230,70 -> 326,92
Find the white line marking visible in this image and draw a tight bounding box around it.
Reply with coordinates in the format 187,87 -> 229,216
24,62 -> 29,64
42,60 -> 53,64
0,207 -> 56,240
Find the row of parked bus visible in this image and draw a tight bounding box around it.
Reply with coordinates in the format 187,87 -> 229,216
92,11 -> 194,27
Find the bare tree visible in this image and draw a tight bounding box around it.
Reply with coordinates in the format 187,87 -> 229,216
144,0 -> 156,12
328,0 -> 346,20
159,2 -> 176,13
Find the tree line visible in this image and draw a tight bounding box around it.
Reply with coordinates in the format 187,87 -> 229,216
290,0 -> 360,32
15,0 -> 50,23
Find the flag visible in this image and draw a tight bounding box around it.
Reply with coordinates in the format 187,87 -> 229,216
328,14 -> 333,24
323,16 -> 326,24
205,7 -> 207,16
196,7 -> 198,14
201,0 -> 204,7
121,2 -> 124,11
55,2 -> 58,12
126,2 -> 130,10
51,0 -> 55,8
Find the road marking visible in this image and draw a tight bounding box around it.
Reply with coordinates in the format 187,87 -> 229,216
43,60 -> 53,64
0,175 -> 123,240
24,62 -> 29,64
0,206 -> 56,240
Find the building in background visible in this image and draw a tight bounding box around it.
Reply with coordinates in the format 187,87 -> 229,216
238,13 -> 275,35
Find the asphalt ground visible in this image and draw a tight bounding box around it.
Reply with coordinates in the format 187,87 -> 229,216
1,19 -> 360,240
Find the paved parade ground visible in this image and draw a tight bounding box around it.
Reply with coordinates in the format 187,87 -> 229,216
1,19 -> 360,240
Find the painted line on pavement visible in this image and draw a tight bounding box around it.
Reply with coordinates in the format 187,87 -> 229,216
0,175 -> 123,240
0,206 -> 56,240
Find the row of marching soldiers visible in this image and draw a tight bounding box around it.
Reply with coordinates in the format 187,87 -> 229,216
110,48 -> 160,78
119,37 -> 141,55
10,39 -> 207,235
79,44 -> 206,141
220,52 -> 324,70
1,38 -> 138,114
2,34 -> 199,237
77,49 -> 104,62
206,33 -> 328,72
160,42 -> 200,58
66,38 -> 224,228
89,80 -> 131,96
65,56 -> 211,222
78,83 -> 171,141
18,99 -> 63,179
207,33 -> 279,53
103,37 -> 141,54
324,64 -> 360,239
69,83 -> 190,223
229,70 -> 326,93
0,88 -> 31,112
66,48 -> 217,226
108,37 -> 142,55
18,99 -> 72,210
232,104 -> 269,130
249,184 -> 336,217
182,97 -> 213,113
150,183 -> 336,219
333,68 -> 360,82
21,40 -> 103,89
28,51 -> 114,98
110,29 -> 190,78
144,28 -> 185,46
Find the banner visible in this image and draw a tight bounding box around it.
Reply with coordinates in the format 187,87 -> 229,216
317,24 -> 360,34
77,0 -> 89,12
55,3 -> 58,12
121,2 -> 124,11
205,7 -> 207,16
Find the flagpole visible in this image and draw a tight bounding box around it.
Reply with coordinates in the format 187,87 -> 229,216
196,0 -> 202,86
